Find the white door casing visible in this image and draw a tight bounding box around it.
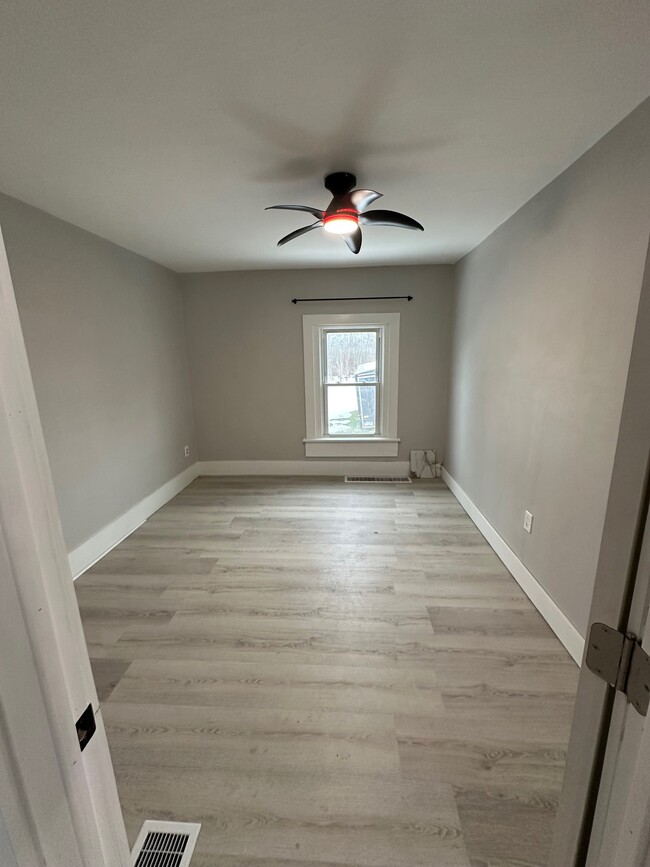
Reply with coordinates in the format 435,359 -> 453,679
0,226 -> 130,866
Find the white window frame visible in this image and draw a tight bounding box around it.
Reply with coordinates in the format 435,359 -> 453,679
302,312 -> 400,457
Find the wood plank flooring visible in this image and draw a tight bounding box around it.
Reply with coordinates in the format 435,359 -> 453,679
76,477 -> 579,866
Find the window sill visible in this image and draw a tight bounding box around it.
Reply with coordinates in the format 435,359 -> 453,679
303,437 -> 400,458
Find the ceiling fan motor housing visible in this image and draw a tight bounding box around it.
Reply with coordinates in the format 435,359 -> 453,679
324,206 -> 358,222
324,172 -> 357,196
324,174 -> 361,226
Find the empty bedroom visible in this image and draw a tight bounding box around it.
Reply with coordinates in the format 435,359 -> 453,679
1,3 -> 650,867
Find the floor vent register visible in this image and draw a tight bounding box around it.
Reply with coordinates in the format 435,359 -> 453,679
344,476 -> 412,484
131,821 -> 201,867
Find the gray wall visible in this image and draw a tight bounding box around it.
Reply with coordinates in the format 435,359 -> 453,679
0,193 -> 197,551
446,97 -> 650,637
182,265 -> 454,462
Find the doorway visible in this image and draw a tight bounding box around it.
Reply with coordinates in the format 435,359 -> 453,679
2,224 -> 650,865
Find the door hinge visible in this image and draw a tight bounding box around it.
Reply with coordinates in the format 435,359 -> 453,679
586,622 -> 650,716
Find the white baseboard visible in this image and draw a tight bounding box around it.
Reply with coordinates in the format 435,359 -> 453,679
442,468 -> 584,665
198,460 -> 411,477
68,463 -> 199,580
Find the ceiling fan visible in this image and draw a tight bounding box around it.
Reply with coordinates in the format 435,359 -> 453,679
266,172 -> 424,254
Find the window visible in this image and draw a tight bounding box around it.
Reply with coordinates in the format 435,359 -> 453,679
324,329 -> 379,435
302,312 -> 400,457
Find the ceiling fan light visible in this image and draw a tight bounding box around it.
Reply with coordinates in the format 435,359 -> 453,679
323,215 -> 358,235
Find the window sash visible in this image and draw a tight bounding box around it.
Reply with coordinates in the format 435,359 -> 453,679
321,381 -> 380,387
320,327 -> 383,437
323,382 -> 379,437
321,327 -> 381,385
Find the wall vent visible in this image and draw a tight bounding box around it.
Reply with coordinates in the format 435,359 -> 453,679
131,821 -> 201,867
344,476 -> 412,484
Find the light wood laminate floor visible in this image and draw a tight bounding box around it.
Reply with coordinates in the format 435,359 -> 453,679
76,477 -> 579,867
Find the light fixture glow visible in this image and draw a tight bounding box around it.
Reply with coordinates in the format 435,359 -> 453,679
323,215 -> 358,235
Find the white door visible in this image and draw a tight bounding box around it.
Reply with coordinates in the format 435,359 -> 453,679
586,500 -> 650,866
550,237 -> 650,866
0,227 -> 130,866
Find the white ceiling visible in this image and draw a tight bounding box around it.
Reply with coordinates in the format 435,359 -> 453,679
0,1 -> 648,272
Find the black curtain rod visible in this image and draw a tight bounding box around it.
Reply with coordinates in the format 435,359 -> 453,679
291,295 -> 413,304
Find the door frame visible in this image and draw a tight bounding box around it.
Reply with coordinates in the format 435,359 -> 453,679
2,209 -> 650,865
549,237 -> 650,866
0,226 -> 130,865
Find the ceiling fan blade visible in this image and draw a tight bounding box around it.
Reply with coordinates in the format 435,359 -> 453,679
346,189 -> 382,211
359,209 -> 424,231
266,204 -> 325,219
343,227 -> 362,254
277,221 -> 323,247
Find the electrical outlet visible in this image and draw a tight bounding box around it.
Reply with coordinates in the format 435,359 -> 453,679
184,445 -> 190,458
524,510 -> 533,533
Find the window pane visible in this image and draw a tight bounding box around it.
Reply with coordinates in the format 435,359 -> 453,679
327,385 -> 376,434
325,331 -> 377,384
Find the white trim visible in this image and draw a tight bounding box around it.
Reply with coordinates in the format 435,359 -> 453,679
304,437 -> 401,442
304,438 -> 400,457
0,225 -> 130,864
302,312 -> 400,455
199,459 -> 410,477
442,468 -> 584,665
69,463 -> 199,580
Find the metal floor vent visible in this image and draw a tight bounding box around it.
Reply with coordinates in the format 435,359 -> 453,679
131,821 -> 201,867
345,476 -> 412,484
